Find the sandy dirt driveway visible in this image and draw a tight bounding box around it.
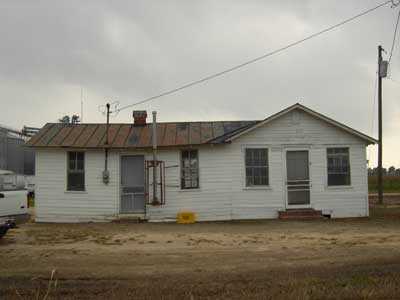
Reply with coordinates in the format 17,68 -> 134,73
1,207 -> 400,299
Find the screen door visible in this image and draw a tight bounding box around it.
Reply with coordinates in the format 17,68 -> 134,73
286,150 -> 310,206
120,155 -> 145,213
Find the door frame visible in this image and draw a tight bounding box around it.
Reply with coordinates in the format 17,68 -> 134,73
283,147 -> 312,209
119,154 -> 146,215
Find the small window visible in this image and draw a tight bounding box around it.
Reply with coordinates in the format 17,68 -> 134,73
245,148 -> 269,186
327,148 -> 350,186
67,152 -> 85,191
181,150 -> 199,189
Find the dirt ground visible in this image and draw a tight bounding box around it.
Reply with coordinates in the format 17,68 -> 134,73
1,206 -> 400,299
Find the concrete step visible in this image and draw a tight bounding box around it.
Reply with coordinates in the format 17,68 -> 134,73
279,209 -> 323,220
113,214 -> 146,223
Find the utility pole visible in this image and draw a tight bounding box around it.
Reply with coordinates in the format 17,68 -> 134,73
105,103 -> 110,145
377,45 -> 385,205
152,111 -> 158,203
102,103 -> 111,184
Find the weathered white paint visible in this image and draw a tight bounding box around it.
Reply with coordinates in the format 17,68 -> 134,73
0,190 -> 28,217
35,150 -> 119,222
35,108 -> 370,222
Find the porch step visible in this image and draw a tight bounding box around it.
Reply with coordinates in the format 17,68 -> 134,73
278,209 -> 323,220
113,214 -> 146,223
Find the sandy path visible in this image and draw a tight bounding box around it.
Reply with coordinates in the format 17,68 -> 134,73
1,217 -> 400,279
2,211 -> 400,298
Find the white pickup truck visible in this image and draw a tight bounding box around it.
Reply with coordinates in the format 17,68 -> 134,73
0,190 -> 28,217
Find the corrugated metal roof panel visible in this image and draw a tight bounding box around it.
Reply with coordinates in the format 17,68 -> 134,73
200,122 -> 213,143
26,123 -> 53,146
100,124 -> 122,146
176,123 -> 189,145
73,125 -> 98,147
37,124 -> 62,146
137,125 -> 151,148
157,123 -> 167,146
112,125 -> 131,148
63,125 -> 87,147
212,122 -> 224,139
86,124 -> 107,147
48,125 -> 74,146
163,123 -> 177,146
189,123 -> 201,145
126,126 -> 143,147
27,120 -> 259,149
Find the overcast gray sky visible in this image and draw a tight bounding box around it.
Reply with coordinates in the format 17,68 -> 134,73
0,0 -> 399,167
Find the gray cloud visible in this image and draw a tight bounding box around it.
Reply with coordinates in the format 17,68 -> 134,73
0,0 -> 399,166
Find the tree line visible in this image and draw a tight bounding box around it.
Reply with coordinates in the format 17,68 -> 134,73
368,167 -> 400,176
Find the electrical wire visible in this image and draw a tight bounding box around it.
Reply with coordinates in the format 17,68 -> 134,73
115,0 -> 393,112
388,6 -> 400,64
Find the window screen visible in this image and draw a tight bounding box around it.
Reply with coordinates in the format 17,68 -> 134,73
245,148 -> 269,186
181,150 -> 199,189
67,152 -> 85,191
327,148 -> 350,186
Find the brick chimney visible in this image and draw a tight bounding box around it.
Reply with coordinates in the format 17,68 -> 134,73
132,111 -> 147,125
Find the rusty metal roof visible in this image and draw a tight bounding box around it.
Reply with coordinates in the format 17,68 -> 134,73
26,121 -> 259,149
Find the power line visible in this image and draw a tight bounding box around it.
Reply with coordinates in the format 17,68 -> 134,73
388,5 -> 400,64
116,0 -> 394,112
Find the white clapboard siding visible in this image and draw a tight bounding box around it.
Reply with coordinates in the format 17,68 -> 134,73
148,109 -> 369,221
35,108 -> 370,222
35,150 -> 119,222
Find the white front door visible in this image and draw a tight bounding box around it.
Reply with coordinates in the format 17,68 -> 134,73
285,150 -> 311,208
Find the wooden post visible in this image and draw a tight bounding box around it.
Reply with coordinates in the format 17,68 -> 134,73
103,103 -> 111,184
378,45 -> 383,205
152,111 -> 158,202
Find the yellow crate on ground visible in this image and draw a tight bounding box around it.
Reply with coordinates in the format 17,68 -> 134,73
177,211 -> 196,224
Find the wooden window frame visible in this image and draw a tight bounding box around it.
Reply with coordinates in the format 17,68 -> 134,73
326,147 -> 351,187
67,151 -> 85,191
180,149 -> 199,190
245,148 -> 269,187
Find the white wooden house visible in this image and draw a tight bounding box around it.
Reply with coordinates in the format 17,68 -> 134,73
27,103 -> 376,223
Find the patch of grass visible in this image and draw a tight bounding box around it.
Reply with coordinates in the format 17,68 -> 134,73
3,271 -> 400,300
370,206 -> 400,219
368,176 -> 400,193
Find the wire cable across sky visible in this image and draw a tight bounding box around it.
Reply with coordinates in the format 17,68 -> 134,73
388,3 -> 400,65
115,0 -> 396,112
